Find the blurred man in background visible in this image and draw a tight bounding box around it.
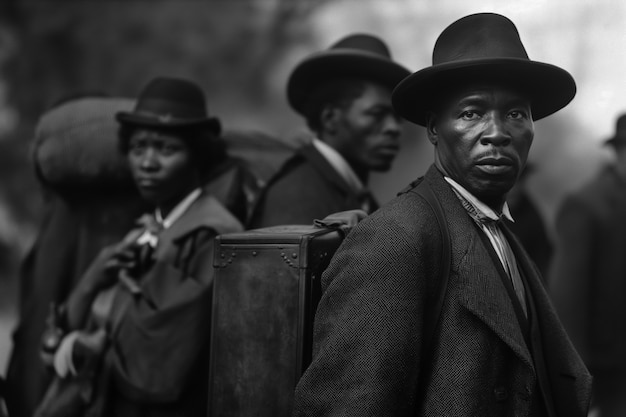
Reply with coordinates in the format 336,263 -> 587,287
248,33 -> 410,228
550,113 -> 626,417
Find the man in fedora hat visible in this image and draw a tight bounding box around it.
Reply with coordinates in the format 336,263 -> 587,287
550,113 -> 626,416
32,77 -> 243,417
293,13 -> 591,416
248,33 -> 410,228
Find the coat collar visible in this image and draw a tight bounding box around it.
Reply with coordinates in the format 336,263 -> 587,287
299,143 -> 359,197
311,138 -> 365,193
154,186 -> 243,260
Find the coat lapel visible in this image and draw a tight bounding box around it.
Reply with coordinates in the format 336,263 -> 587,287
299,144 -> 358,199
505,223 -> 593,416
155,187 -> 243,260
424,167 -> 533,369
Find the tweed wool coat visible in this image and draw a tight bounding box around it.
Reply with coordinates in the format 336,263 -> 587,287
248,143 -> 377,228
293,165 -> 592,417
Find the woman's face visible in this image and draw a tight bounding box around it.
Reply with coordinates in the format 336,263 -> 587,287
127,128 -> 199,211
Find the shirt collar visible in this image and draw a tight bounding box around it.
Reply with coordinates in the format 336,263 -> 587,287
312,138 -> 365,193
155,187 -> 202,229
444,176 -> 514,223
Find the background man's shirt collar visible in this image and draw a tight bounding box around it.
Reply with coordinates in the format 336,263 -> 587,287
312,138 -> 365,193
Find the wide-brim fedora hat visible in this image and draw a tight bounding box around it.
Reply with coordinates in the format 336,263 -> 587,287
392,13 -> 577,126
287,33 -> 411,115
605,113 -> 626,146
116,77 -> 221,134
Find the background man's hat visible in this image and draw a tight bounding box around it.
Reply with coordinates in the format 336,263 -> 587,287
392,13 -> 577,126
287,33 -> 410,115
605,114 -> 626,146
116,77 -> 221,134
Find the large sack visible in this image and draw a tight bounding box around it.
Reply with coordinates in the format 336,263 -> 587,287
33,97 -> 135,190
221,129 -> 297,188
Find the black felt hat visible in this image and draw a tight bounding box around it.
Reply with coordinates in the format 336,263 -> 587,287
605,114 -> 626,146
392,13 -> 577,126
116,77 -> 221,134
287,33 -> 410,115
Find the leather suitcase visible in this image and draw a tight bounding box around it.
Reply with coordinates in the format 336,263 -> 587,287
208,225 -> 345,417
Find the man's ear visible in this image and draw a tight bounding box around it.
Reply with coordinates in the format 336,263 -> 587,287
321,105 -> 340,135
425,112 -> 438,145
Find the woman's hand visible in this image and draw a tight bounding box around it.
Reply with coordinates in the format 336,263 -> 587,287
82,241 -> 140,294
103,241 -> 141,280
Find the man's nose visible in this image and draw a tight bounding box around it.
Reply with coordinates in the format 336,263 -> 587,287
140,148 -> 159,170
480,115 -> 511,146
382,114 -> 402,137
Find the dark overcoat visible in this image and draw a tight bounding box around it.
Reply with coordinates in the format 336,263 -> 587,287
248,143 -> 376,228
293,165 -> 592,417
549,165 -> 626,409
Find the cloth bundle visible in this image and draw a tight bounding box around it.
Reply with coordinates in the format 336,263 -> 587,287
33,97 -> 135,190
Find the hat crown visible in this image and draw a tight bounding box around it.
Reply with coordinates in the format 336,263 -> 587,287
433,13 -> 529,65
286,33 -> 410,115
134,77 -> 207,121
616,114 -> 626,133
609,114 -> 626,144
330,34 -> 392,59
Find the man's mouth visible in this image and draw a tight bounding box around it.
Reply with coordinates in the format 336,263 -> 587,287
476,157 -> 514,175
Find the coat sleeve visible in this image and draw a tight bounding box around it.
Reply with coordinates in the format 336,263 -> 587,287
548,196 -> 595,361
293,206 -> 436,417
108,235 -> 216,403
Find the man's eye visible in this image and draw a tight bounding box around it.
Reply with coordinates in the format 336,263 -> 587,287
461,111 -> 478,120
368,110 -> 386,120
509,110 -> 527,120
129,141 -> 145,152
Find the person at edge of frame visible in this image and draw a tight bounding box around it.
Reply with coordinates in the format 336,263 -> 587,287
292,12 -> 592,417
550,113 -> 626,417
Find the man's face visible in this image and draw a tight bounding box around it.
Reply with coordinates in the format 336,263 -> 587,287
127,128 -> 198,208
428,82 -> 534,205
331,82 -> 402,174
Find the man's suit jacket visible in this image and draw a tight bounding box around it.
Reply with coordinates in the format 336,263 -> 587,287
248,143 -> 376,228
293,165 -> 592,417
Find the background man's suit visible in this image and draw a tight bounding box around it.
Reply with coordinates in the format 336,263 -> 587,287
248,143 -> 376,227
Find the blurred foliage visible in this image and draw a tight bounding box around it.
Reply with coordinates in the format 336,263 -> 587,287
0,0 -> 329,279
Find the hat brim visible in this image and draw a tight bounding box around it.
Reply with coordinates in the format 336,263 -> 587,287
605,136 -> 626,146
115,112 -> 221,135
287,50 -> 411,115
392,58 -> 576,126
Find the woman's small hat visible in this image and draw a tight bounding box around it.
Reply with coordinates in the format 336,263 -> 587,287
392,13 -> 577,126
287,33 -> 410,115
116,77 -> 221,134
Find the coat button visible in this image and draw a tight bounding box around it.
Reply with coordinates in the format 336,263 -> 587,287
493,386 -> 508,402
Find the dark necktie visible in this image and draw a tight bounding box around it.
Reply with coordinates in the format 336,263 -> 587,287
479,217 -> 528,317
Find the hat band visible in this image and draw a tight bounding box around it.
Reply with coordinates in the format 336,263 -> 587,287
135,97 -> 207,120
